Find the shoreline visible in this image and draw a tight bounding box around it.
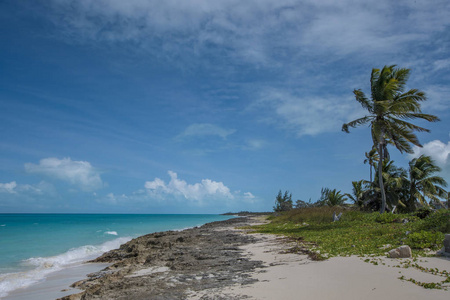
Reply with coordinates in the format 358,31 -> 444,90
6,215 -> 449,299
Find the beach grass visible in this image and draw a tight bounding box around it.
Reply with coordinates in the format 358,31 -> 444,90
252,207 -> 449,258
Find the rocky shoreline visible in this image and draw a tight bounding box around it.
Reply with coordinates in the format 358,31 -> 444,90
59,217 -> 266,300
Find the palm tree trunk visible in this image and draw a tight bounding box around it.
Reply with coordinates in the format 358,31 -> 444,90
378,142 -> 387,213
370,163 -> 373,183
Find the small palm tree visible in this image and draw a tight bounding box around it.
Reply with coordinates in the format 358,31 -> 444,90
364,147 -> 379,183
342,65 -> 439,213
407,155 -> 448,211
324,189 -> 347,207
346,180 -> 366,208
361,160 -> 409,212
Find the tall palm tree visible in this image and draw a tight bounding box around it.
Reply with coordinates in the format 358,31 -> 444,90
407,155 -> 447,211
364,147 -> 379,183
342,65 -> 439,213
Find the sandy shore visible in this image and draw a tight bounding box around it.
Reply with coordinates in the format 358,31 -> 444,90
12,216 -> 447,300
192,232 -> 450,299
4,263 -> 110,300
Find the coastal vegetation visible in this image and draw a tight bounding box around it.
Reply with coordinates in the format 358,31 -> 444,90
257,207 -> 449,258
342,65 -> 440,213
264,65 -> 449,262
272,65 -> 447,215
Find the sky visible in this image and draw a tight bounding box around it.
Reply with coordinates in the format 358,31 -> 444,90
0,0 -> 449,214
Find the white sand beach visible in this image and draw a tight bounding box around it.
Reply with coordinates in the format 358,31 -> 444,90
192,232 -> 450,300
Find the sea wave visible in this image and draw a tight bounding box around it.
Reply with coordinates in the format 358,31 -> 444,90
105,231 -> 118,236
0,237 -> 131,298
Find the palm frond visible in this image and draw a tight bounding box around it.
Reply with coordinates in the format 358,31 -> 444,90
387,118 -> 431,133
353,89 -> 373,112
342,116 -> 372,132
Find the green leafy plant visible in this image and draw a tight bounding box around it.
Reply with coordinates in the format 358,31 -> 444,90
375,213 -> 399,224
405,230 -> 445,249
419,209 -> 450,233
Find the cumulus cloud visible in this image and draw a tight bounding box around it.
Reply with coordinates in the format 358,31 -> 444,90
410,139 -> 450,182
24,157 -> 103,191
144,171 -> 234,204
411,140 -> 450,168
177,123 -> 235,140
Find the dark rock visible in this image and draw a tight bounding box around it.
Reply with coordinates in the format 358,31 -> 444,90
59,217 -> 264,300
444,234 -> 450,253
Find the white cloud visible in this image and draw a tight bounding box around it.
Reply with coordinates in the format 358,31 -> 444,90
145,171 -> 234,204
177,123 -> 235,140
244,139 -> 266,150
0,181 -> 56,198
433,59 -> 450,71
256,89 -> 363,136
41,0 -> 450,68
101,193 -> 129,205
0,181 -> 17,194
24,157 -> 103,191
244,192 -> 256,201
411,140 -> 450,168
422,85 -> 450,111
410,139 -> 450,182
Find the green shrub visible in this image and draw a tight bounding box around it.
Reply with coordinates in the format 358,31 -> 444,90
415,207 -> 433,219
419,209 -> 450,233
375,213 -> 400,224
406,231 -> 445,249
271,206 -> 348,224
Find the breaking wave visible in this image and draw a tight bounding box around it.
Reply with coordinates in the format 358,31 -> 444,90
0,237 -> 130,298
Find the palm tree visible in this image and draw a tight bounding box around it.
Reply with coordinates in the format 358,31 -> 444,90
407,155 -> 448,211
362,160 -> 409,212
346,180 -> 366,208
342,65 -> 439,213
325,189 -> 347,207
364,147 -> 379,183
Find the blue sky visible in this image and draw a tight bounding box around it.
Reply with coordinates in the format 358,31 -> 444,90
0,0 -> 449,213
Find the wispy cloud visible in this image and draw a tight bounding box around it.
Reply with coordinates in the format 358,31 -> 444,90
176,123 -> 235,140
32,0 -> 450,138
40,0 -> 450,68
255,89 -> 363,136
0,181 -> 18,194
24,157 -> 103,191
0,181 -> 58,209
422,85 -> 450,112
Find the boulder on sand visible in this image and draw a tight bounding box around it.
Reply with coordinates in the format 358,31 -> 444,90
388,245 -> 412,258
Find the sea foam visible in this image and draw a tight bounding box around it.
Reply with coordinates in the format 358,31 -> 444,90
0,237 -> 130,298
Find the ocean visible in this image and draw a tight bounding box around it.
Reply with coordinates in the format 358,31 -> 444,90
0,214 -> 233,298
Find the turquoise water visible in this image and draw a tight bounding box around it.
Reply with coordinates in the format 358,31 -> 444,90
0,214 -> 233,297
